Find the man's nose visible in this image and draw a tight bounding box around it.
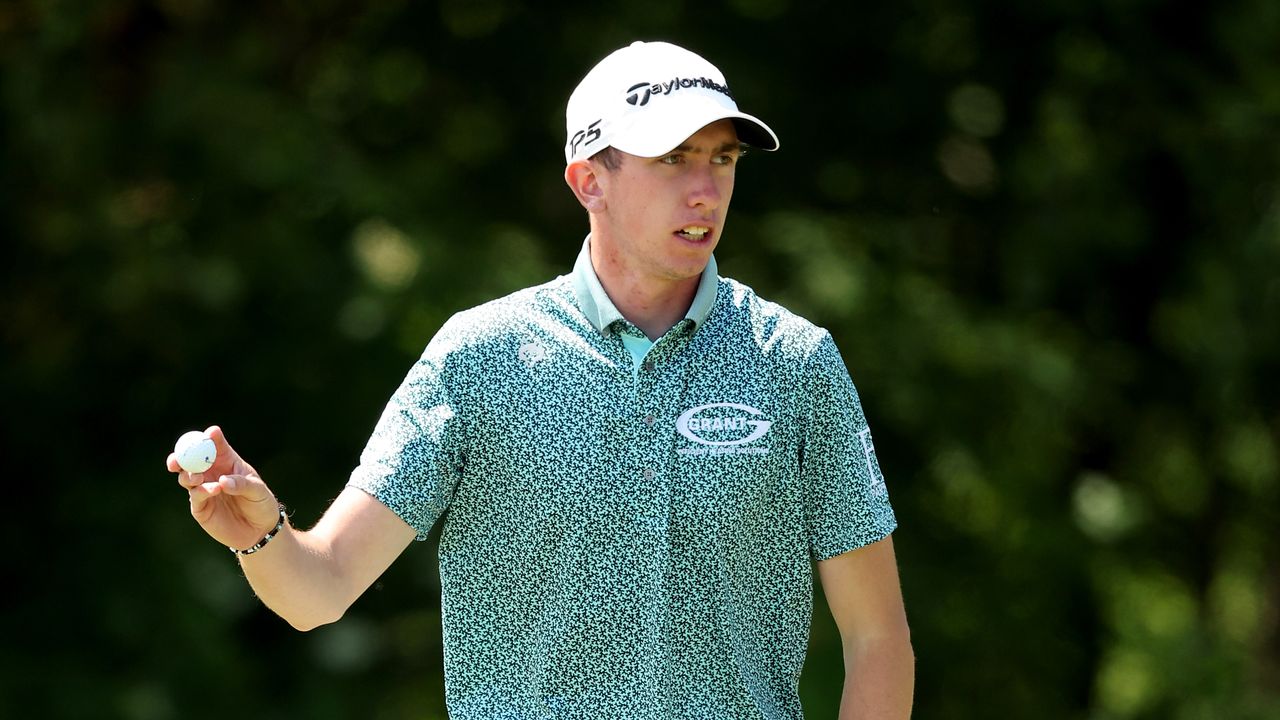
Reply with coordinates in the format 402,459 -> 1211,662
686,164 -> 722,210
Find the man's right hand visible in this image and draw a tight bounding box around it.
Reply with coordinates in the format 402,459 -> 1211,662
168,425 -> 283,552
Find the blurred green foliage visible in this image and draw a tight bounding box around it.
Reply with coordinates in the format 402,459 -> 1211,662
2,1 -> 1278,718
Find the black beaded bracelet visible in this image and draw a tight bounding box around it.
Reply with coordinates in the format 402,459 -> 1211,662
231,506 -> 287,556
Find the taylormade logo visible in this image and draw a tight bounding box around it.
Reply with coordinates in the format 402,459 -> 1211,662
626,82 -> 653,106
676,402 -> 772,456
625,76 -> 733,107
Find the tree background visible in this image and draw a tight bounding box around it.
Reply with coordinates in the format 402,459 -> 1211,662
2,0 -> 1277,718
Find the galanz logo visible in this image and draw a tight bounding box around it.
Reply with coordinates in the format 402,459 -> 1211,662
676,402 -> 772,448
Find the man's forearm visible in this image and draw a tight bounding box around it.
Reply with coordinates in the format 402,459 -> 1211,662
235,488 -> 416,631
838,634 -> 915,719
237,525 -> 352,631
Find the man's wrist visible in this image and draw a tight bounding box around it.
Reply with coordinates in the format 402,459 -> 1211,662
231,505 -> 288,556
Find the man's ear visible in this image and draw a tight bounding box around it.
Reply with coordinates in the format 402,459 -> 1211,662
564,160 -> 606,214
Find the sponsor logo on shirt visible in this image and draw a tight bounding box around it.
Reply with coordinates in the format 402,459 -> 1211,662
676,402 -> 772,456
859,427 -> 889,496
518,341 -> 547,366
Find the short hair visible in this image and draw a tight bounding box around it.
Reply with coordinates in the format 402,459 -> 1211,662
589,146 -> 622,172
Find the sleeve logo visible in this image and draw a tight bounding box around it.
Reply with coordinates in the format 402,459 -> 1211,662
858,427 -> 888,496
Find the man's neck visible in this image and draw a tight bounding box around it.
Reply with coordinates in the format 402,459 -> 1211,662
589,242 -> 700,341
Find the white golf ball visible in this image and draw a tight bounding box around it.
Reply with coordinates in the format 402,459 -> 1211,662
175,430 -> 217,473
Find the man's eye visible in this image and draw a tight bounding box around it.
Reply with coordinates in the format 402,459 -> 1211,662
713,154 -> 737,165
660,154 -> 682,165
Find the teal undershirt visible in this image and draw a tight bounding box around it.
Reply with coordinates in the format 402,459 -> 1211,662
619,333 -> 655,370
571,235 -> 720,375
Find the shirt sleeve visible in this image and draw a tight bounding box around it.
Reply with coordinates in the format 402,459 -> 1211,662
347,321 -> 468,541
800,332 -> 897,561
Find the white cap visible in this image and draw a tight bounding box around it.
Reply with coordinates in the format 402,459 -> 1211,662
564,41 -> 780,164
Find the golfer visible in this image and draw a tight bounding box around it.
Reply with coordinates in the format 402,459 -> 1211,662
171,40 -> 914,719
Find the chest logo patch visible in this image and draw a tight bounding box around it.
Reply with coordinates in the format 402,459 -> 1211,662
676,402 -> 773,455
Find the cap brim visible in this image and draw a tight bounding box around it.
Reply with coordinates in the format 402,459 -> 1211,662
728,115 -> 780,151
609,95 -> 779,158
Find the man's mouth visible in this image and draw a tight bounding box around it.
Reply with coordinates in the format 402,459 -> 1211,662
676,225 -> 711,241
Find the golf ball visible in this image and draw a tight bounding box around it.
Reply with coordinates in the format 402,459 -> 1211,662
175,430 -> 217,473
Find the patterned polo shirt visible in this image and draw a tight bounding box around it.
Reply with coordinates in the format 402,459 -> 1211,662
348,238 -> 897,719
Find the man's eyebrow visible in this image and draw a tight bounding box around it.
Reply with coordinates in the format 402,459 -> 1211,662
672,141 -> 745,153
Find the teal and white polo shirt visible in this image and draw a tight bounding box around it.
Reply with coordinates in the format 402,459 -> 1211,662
348,239 -> 897,719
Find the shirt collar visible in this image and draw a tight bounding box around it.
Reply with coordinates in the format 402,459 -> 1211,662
571,234 -> 719,334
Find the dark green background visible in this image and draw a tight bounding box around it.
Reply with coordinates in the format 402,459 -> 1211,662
2,0 -> 1277,718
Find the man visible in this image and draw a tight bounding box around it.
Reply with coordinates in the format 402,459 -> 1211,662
170,41 -> 913,719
